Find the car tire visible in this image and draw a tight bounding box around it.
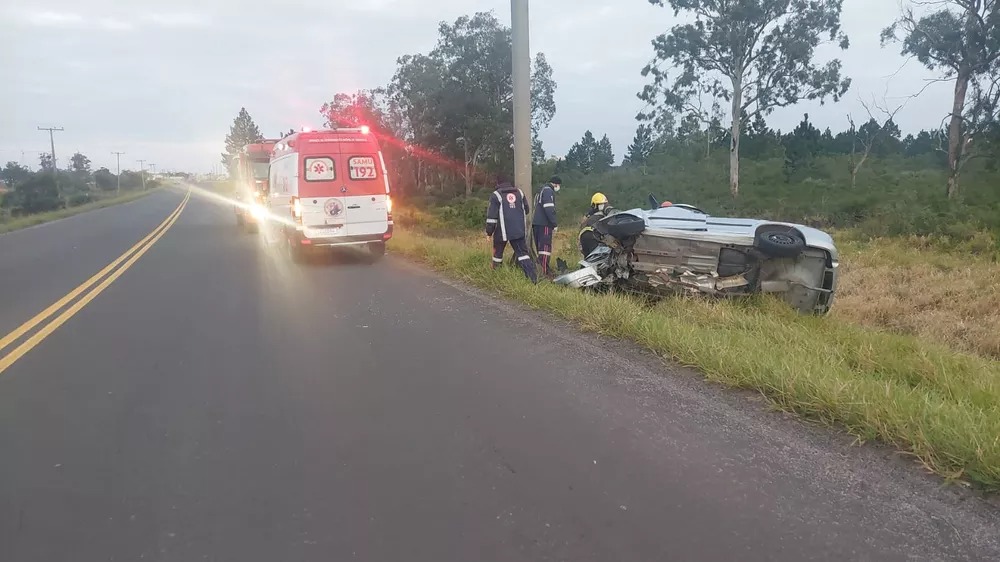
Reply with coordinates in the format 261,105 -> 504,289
599,213 -> 646,239
754,229 -> 805,258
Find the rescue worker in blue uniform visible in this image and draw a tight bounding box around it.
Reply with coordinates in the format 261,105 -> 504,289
486,175 -> 538,284
531,175 -> 561,277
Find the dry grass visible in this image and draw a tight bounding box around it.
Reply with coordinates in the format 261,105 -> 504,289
389,226 -> 1000,490
833,235 -> 1000,359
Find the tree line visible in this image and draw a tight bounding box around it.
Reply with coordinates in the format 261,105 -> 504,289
1,153 -> 157,217
222,1 -> 1000,205
640,0 -> 1000,200
223,11 -> 555,198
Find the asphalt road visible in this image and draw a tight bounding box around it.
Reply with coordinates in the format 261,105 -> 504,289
1,187 -> 998,561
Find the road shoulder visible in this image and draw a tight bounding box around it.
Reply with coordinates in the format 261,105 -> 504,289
388,254 -> 1000,559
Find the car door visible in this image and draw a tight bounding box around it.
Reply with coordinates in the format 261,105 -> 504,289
341,152 -> 389,237
299,153 -> 349,237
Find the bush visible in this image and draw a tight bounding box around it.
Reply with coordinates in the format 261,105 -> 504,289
8,174 -> 61,214
67,193 -> 94,207
435,197 -> 488,230
398,151 -> 1000,248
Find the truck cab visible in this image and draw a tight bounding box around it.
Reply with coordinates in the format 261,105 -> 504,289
233,141 -> 276,232
266,126 -> 393,261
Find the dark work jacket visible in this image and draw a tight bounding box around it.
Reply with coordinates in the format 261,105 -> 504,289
531,184 -> 557,227
486,183 -> 530,241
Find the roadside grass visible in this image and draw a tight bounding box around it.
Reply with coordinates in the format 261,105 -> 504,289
831,234 -> 1000,359
390,226 -> 1000,491
0,188 -> 158,235
396,204 -> 1000,360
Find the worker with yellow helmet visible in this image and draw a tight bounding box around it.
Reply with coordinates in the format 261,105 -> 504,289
588,192 -> 611,216
578,192 -> 616,258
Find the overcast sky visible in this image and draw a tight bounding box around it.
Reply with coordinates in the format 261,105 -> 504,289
1,0 -> 952,174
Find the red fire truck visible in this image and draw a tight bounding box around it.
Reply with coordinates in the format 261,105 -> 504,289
265,126 -> 392,261
232,140 -> 277,232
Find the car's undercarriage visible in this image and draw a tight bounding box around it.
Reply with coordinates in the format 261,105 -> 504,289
553,197 -> 840,315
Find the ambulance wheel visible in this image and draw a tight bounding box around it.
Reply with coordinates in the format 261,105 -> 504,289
368,242 -> 386,261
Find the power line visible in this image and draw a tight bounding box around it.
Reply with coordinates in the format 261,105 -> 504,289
37,126 -> 64,170
112,151 -> 125,194
20,150 -> 44,167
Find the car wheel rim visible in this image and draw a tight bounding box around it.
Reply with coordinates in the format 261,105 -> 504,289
767,233 -> 796,246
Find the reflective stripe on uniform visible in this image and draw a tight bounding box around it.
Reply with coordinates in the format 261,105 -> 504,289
538,251 -> 551,256
492,257 -> 503,262
517,255 -> 530,261
494,191 -> 507,241
486,218 -> 498,224
543,203 -> 554,208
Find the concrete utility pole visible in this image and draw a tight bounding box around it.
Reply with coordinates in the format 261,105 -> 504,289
137,159 -> 147,190
511,0 -> 536,261
112,151 -> 124,194
37,126 -> 64,170
511,0 -> 532,206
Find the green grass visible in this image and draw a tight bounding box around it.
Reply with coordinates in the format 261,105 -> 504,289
0,188 -> 158,235
390,227 -> 1000,492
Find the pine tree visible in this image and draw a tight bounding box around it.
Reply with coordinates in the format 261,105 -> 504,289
221,107 -> 264,175
624,124 -> 655,166
564,130 -> 598,174
594,134 -> 615,172
782,113 -> 822,181
564,130 -> 615,174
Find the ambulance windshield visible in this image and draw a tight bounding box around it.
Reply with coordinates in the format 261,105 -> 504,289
252,161 -> 269,179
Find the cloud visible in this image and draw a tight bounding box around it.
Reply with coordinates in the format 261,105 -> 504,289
9,8 -> 206,31
20,10 -> 86,28
344,0 -> 402,13
96,17 -> 135,31
139,12 -> 211,28
0,0 -> 961,171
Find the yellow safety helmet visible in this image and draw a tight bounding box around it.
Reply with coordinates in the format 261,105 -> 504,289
591,192 -> 609,205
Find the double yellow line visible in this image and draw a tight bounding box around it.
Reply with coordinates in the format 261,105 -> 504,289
0,190 -> 191,376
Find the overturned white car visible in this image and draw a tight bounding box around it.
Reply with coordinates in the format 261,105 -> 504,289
553,195 -> 840,315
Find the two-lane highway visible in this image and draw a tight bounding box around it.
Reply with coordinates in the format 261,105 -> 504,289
1,188 -> 998,561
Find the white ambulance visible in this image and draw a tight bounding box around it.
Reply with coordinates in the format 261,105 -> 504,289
266,127 -> 393,261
